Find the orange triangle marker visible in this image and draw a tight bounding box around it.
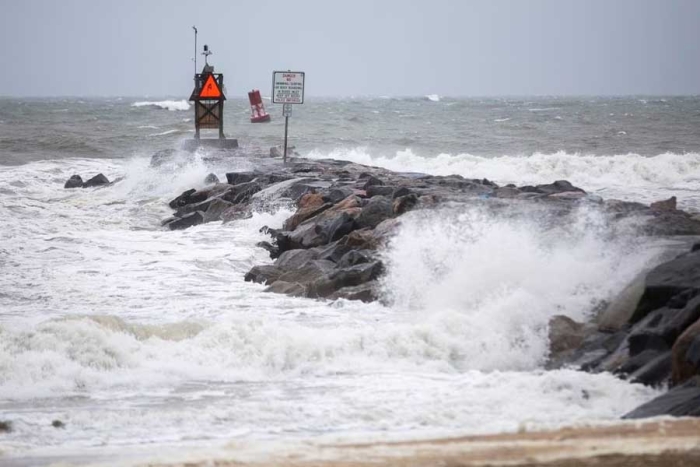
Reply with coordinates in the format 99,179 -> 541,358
199,74 -> 221,98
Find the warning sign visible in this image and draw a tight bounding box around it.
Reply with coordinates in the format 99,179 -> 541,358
272,71 -> 305,104
199,74 -> 222,99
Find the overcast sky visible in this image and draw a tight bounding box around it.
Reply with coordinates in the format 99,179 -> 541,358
1,0 -> 699,97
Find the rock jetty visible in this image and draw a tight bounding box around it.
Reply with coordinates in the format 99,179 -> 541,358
68,153 -> 700,421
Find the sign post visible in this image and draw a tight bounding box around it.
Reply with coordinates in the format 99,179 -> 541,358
272,71 -> 305,163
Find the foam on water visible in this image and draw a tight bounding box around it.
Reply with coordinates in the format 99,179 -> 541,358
131,100 -> 190,111
304,148 -> 700,209
0,154 -> 669,456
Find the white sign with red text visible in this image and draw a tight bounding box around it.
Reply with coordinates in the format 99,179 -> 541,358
272,71 -> 305,104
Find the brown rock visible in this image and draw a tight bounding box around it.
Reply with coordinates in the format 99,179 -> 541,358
549,315 -> 594,359
297,192 -> 325,209
672,318 -> 700,385
650,196 -> 677,212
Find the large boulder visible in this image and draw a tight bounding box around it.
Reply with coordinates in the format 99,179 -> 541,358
631,249 -> 700,323
623,376 -> 700,419
244,265 -> 283,285
308,261 -> 384,298
672,318 -> 700,385
548,315 -> 594,361
83,173 -> 110,188
275,249 -> 318,271
275,260 -> 337,286
596,273 -> 646,332
165,211 -> 204,230
356,196 -> 394,229
328,281 -> 380,303
225,172 -> 257,185
64,174 -> 83,189
626,294 -> 700,357
534,180 -> 585,195
220,181 -> 262,205
283,193 -> 332,231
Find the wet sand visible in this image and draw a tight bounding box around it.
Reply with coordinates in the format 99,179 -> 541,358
150,418 -> 700,467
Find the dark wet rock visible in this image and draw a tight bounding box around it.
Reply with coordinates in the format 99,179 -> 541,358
83,173 -> 110,188
308,261 -> 384,299
643,210 -> 700,236
366,185 -> 395,198
629,351 -> 672,386
256,241 -> 279,258
623,376 -> 700,419
282,199 -> 362,251
275,249 -> 318,271
244,265 -> 284,285
393,193 -> 419,215
64,174 -> 83,189
392,186 -> 412,199
627,295 -> 700,356
534,180 -> 585,195
201,198 -> 235,223
356,196 -> 394,230
312,240 -> 353,264
322,186 -> 355,204
0,420 -> 12,432
169,188 -> 207,209
361,176 -> 384,190
328,281 -> 380,302
220,181 -> 262,205
51,420 -> 65,429
615,349 -> 666,377
225,172 -> 257,185
337,249 -> 374,269
495,186 -> 521,199
165,211 -> 204,230
631,250 -> 700,323
650,196 -> 677,212
275,260 -> 337,286
265,280 -> 306,297
672,318 -> 700,385
204,173 -> 220,184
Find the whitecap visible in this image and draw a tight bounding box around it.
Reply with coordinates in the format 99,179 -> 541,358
131,100 -> 190,111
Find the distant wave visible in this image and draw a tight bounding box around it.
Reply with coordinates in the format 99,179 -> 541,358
494,117 -> 511,122
425,94 -> 440,102
147,129 -> 180,137
131,100 -> 190,111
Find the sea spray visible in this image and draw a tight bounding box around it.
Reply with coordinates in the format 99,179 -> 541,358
379,203 -> 664,370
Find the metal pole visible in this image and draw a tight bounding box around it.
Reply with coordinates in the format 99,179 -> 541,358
283,116 -> 289,164
192,26 -> 198,75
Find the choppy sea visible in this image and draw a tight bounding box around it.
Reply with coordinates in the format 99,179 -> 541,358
1,95 -> 699,464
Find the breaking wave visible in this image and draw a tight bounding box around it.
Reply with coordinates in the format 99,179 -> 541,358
304,148 -> 700,209
131,100 -> 190,111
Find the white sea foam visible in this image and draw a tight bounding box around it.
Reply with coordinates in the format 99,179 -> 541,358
304,148 -> 700,209
425,94 -> 440,102
131,100 -> 190,111
0,155 -> 671,456
494,117 -> 511,122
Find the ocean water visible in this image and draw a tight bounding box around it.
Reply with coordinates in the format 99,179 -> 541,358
1,96 -> 699,464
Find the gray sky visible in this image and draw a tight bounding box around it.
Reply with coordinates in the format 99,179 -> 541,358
1,0 -> 699,97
